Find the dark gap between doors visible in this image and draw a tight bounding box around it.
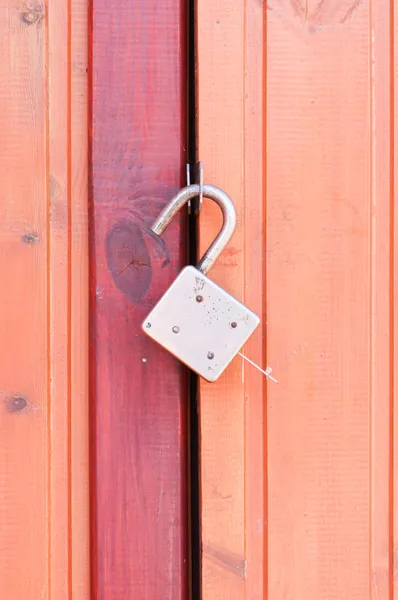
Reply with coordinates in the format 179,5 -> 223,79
187,0 -> 201,597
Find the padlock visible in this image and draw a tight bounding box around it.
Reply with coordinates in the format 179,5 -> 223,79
141,183 -> 260,382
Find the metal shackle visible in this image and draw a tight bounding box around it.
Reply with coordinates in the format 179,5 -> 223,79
151,184 -> 237,275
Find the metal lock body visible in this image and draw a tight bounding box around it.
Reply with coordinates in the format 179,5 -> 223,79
143,265 -> 259,382
142,184 -> 260,382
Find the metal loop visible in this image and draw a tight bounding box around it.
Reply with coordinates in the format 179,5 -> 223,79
150,183 -> 236,275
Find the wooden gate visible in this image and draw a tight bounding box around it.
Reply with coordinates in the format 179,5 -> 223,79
0,0 -> 187,598
197,0 -> 398,598
1,0 -> 398,599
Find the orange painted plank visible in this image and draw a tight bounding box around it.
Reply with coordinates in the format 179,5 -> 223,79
395,1 -> 398,595
0,1 -> 89,598
197,0 -> 396,598
266,2 -> 392,598
197,1 -> 266,598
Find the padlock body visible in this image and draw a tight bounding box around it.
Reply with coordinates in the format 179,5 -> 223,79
142,265 -> 260,382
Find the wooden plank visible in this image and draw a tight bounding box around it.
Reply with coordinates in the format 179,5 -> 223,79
197,0 -> 396,598
70,0 -> 90,595
197,1 -> 265,598
368,2 -> 393,596
89,1 -> 188,599
394,0 -> 398,596
0,0 -> 89,598
266,2 -> 392,598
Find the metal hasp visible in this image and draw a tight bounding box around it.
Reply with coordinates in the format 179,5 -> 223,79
187,161 -> 204,214
143,183 -> 260,382
151,183 -> 236,274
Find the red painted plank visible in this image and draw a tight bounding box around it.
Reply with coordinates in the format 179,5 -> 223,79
89,1 -> 188,599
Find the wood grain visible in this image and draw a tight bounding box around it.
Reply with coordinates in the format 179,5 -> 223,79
89,1 -> 188,599
0,0 -> 89,598
197,0 -> 397,598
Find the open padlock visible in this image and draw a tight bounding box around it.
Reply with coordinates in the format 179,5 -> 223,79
142,183 -> 260,382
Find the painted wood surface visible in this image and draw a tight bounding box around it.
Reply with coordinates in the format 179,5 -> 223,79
0,0 -> 89,598
89,1 -> 188,599
197,0 -> 398,598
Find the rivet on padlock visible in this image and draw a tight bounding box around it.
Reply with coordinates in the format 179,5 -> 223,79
141,183 -> 277,383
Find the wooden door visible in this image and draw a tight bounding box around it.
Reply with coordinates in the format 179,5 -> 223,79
196,0 -> 398,598
0,1 -> 188,599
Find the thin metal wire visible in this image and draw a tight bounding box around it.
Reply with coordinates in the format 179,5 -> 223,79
238,352 -> 278,383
